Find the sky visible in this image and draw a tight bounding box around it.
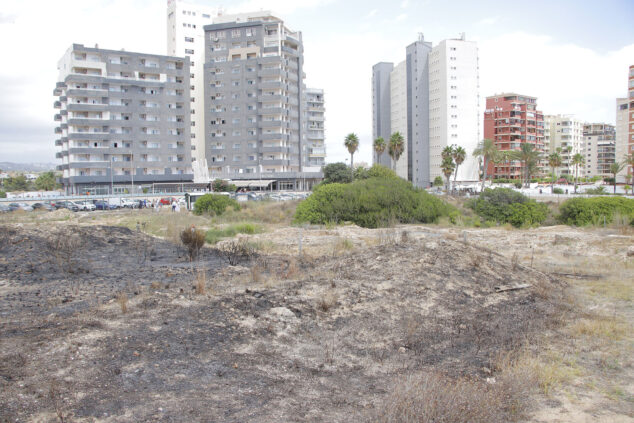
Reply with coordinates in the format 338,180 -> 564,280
0,0 -> 632,165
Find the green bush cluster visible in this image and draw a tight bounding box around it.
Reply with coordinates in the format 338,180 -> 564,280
205,222 -> 263,244
193,194 -> 240,216
212,179 -> 237,192
354,164 -> 399,181
466,188 -> 548,228
294,177 -> 452,228
552,187 -> 564,194
558,197 -> 634,226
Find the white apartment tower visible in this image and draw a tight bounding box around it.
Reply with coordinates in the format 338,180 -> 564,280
428,36 -> 480,182
545,114 -> 585,176
372,34 -> 479,187
166,0 -> 219,164
304,88 -> 326,172
390,61 -> 408,179
616,97 -> 630,182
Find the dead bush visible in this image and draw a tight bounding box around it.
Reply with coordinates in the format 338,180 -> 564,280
195,268 -> 206,295
375,371 -> 530,423
222,238 -> 256,265
180,226 -> 205,261
116,292 -> 128,314
47,227 -> 82,273
400,230 -> 410,244
317,289 -> 338,312
281,257 -> 299,280
250,263 -> 263,284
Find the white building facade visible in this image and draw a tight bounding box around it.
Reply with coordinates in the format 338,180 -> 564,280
390,61 -> 408,179
167,0 -> 219,164
428,36 -> 480,182
545,115 -> 585,176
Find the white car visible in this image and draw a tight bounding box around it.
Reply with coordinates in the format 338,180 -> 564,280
75,201 -> 96,211
120,199 -> 138,208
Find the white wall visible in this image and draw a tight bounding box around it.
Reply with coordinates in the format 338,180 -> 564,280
390,61 -> 408,179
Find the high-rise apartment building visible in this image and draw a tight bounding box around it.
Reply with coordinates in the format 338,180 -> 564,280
372,35 -> 479,187
405,37 -> 433,186
203,12 -> 322,189
54,44 -> 192,194
372,62 -> 394,168
304,88 -> 326,171
428,36 -> 480,183
616,97 -> 630,183
483,94 -> 545,180
584,123 -> 615,178
390,61 -> 408,178
545,115 -> 585,175
626,65 -> 634,179
167,0 -> 219,165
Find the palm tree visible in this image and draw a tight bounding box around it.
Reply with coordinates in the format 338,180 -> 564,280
609,161 -> 626,194
548,152 -> 562,194
373,137 -> 386,165
452,145 -> 466,187
473,139 -> 497,192
517,143 -> 541,188
388,132 -> 405,171
571,153 -> 585,194
624,153 -> 634,193
440,156 -> 455,195
344,133 -> 359,172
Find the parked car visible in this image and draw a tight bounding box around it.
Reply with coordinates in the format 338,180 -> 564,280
159,197 -> 176,205
32,202 -> 54,211
75,201 -> 96,211
0,204 -> 11,213
56,201 -> 79,212
48,201 -> 65,210
120,199 -> 138,208
94,200 -> 117,210
8,202 -> 34,212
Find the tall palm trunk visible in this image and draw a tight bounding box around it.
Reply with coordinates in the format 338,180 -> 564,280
481,157 -> 488,192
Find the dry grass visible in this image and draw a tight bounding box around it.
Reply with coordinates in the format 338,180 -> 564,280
116,292 -> 128,314
375,369 -> 534,423
317,289 -> 338,312
212,200 -> 299,226
570,317 -> 627,341
195,268 -> 206,295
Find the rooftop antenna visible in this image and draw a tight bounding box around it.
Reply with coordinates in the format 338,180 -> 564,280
460,32 -> 465,41
418,32 -> 424,42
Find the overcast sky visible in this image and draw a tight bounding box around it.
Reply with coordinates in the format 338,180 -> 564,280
0,0 -> 632,164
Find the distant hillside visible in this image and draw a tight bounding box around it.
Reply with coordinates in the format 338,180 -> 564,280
0,162 -> 57,172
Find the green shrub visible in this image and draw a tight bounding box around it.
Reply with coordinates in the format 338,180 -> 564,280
0,191 -> 6,198
294,177 -> 453,228
205,222 -> 262,244
212,179 -> 237,192
433,176 -> 444,187
558,197 -> 634,226
193,194 -> 240,216
514,182 -> 522,189
323,162 -> 352,184
467,188 -> 548,228
585,186 -> 608,195
552,187 -> 564,194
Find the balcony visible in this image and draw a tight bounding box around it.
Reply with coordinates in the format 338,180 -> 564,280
262,159 -> 290,166
258,120 -> 284,128
55,139 -> 63,146
54,101 -> 62,109
261,133 -> 289,141
259,107 -> 284,115
262,146 -> 290,153
54,114 -> 62,121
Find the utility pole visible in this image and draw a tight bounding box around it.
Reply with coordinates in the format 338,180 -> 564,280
110,157 -> 114,195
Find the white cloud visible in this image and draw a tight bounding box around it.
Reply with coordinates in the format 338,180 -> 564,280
479,32 -> 634,124
477,16 -> 499,25
363,9 -> 378,19
395,13 -> 408,22
401,0 -> 410,8
227,0 -> 337,16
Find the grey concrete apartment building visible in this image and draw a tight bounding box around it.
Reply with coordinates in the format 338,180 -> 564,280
54,44 -> 192,194
203,12 -> 323,190
372,37 -> 433,187
372,62 -> 393,168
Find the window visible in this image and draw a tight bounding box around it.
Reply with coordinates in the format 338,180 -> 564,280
232,118 -> 240,124
232,81 -> 240,87
232,67 -> 240,74
246,28 -> 256,37
185,49 -> 194,54
233,130 -> 241,136
232,106 -> 241,112
202,13 -> 210,18
232,29 -> 241,38
190,73 -> 195,78
185,37 -> 194,43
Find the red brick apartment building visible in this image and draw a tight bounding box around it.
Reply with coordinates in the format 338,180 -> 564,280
483,93 -> 545,180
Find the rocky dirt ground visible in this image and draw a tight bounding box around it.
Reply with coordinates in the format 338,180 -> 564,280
0,221 -> 631,422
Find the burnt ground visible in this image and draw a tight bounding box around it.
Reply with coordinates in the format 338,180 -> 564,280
0,225 -> 566,422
